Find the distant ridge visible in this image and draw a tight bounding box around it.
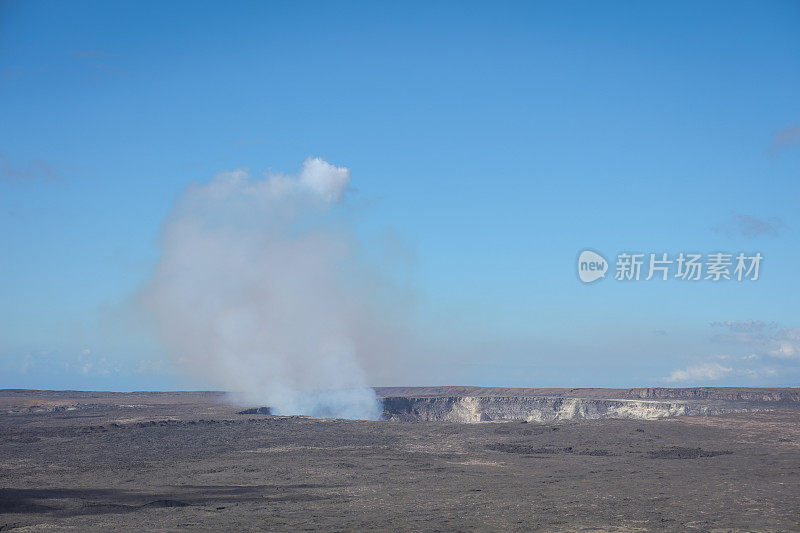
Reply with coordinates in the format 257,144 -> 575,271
373,387 -> 800,403
2,387 -> 798,403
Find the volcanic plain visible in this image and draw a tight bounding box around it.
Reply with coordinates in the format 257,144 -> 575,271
1,388 -> 799,532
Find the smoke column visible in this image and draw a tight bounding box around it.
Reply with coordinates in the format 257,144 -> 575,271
142,158 -> 384,419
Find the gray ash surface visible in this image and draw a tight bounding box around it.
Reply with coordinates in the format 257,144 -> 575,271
1,390 -> 799,531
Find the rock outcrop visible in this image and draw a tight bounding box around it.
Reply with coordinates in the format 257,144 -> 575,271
381,395 -> 771,423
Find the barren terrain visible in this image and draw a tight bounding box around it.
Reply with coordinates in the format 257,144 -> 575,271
1,389 -> 799,531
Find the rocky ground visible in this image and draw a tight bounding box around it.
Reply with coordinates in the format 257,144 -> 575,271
1,390 -> 799,531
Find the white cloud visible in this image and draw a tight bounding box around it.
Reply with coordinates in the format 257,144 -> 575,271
712,214 -> 784,237
664,356 -> 784,384
187,157 -> 350,208
710,320 -> 776,333
740,367 -> 779,378
297,157 -> 351,202
0,152 -> 62,183
665,362 -> 734,383
663,321 -> 800,384
712,322 -> 800,360
14,349 -> 120,377
135,358 -> 166,375
769,328 -> 800,359
767,125 -> 800,154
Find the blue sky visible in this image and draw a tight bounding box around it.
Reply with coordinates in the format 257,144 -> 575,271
1,0 -> 799,390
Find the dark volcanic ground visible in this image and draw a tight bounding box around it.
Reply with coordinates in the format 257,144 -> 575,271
1,391 -> 799,531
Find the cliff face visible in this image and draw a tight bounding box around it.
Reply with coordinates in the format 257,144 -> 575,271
381,396 -> 757,423
624,388 -> 800,403
374,386 -> 800,402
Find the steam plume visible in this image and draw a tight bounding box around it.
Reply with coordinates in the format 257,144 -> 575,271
142,158 -> 383,419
